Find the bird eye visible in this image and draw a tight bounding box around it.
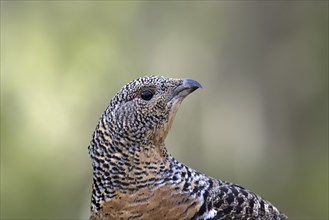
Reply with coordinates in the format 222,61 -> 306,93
140,89 -> 154,101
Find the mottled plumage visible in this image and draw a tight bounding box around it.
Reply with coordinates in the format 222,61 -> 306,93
88,76 -> 287,220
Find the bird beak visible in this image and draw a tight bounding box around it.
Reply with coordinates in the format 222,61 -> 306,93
170,78 -> 202,101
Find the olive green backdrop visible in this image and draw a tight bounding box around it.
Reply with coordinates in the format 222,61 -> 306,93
1,1 -> 328,219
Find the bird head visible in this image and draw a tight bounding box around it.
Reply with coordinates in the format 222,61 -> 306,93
102,76 -> 202,146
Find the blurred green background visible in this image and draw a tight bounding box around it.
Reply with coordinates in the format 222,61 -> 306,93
1,1 -> 328,219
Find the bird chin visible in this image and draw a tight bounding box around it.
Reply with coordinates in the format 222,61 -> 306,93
169,97 -> 184,119
152,98 -> 184,145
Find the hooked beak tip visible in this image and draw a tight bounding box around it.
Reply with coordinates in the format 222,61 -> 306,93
171,78 -> 202,100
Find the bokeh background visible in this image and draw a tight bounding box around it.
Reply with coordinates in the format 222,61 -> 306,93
1,1 -> 328,219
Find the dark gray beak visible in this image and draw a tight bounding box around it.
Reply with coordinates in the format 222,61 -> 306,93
171,78 -> 202,100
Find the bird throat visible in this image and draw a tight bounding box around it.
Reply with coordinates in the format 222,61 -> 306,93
153,98 -> 183,145
89,127 -> 173,212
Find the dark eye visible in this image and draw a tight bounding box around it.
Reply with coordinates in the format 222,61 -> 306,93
140,89 -> 154,101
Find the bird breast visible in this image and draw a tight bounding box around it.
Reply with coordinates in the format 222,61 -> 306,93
90,183 -> 203,220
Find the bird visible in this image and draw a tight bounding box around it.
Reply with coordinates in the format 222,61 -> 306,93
88,76 -> 287,220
